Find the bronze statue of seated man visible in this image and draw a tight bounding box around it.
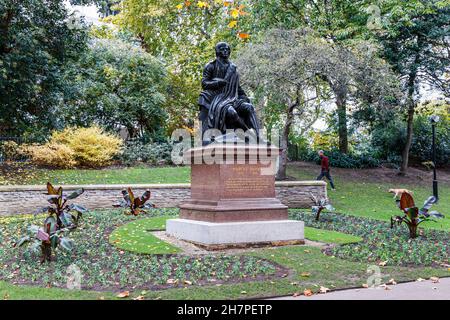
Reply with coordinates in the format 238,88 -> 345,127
198,42 -> 260,144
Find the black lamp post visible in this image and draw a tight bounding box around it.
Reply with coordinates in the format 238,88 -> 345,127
429,115 -> 440,201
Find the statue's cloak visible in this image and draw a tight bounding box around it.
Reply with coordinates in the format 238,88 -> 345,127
207,63 -> 241,132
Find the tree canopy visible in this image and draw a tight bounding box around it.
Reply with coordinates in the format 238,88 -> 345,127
0,0 -> 88,138
63,37 -> 168,141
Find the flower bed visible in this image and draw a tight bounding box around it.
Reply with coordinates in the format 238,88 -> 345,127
0,209 -> 285,291
290,210 -> 449,266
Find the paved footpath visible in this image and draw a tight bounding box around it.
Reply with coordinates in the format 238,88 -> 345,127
269,278 -> 450,300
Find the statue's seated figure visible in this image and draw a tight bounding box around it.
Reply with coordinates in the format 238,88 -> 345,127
198,42 -> 260,143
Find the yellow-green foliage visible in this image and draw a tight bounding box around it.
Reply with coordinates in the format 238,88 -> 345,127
310,131 -> 339,151
22,143 -> 77,169
0,140 -> 20,161
26,126 -> 123,168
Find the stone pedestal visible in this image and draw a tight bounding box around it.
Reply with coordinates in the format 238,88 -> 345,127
166,144 -> 304,249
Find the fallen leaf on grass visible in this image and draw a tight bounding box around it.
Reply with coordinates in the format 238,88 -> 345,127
430,277 -> 440,283
116,291 -> 130,298
300,272 -> 310,277
319,286 -> 330,294
387,279 -> 397,285
241,291 -> 247,295
184,280 -> 193,285
167,279 -> 178,285
304,250 -> 311,253
362,284 -> 369,288
378,261 -> 388,266
303,289 -> 313,297
133,296 -> 145,300
416,278 -> 425,282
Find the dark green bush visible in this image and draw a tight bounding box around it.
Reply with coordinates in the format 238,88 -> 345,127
297,149 -> 381,169
119,140 -> 173,166
370,121 -> 406,161
410,115 -> 449,166
369,115 -> 449,167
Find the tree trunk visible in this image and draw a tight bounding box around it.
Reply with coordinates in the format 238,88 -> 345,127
336,94 -> 348,154
276,103 -> 296,180
400,74 -> 417,175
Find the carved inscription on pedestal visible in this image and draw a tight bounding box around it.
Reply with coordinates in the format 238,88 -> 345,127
224,165 -> 272,197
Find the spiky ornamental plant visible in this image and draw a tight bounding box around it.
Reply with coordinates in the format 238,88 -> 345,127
310,193 -> 335,221
391,193 -> 444,239
16,182 -> 87,263
113,188 -> 155,216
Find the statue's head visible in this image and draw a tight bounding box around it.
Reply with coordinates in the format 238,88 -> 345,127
215,42 -> 231,60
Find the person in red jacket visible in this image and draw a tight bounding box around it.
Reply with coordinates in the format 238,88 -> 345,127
316,150 -> 336,190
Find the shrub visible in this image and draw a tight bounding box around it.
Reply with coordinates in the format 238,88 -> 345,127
119,140 -> 173,166
410,115 -> 449,166
25,126 -> 123,168
310,131 -> 339,152
0,140 -> 20,161
22,143 -> 77,169
369,111 -> 449,167
53,126 -> 123,167
298,149 -> 381,169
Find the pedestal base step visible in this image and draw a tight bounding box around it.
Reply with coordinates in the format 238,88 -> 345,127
166,219 -> 304,250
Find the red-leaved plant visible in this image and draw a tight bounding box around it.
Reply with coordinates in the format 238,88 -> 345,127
113,188 -> 155,216
391,193 -> 444,239
16,182 -> 87,262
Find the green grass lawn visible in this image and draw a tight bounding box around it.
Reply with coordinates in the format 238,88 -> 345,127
0,281 -> 115,300
287,166 -> 450,231
109,216 -> 181,254
26,166 -> 191,185
304,227 -> 362,244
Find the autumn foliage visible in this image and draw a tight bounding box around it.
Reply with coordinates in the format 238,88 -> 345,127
23,126 -> 123,169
